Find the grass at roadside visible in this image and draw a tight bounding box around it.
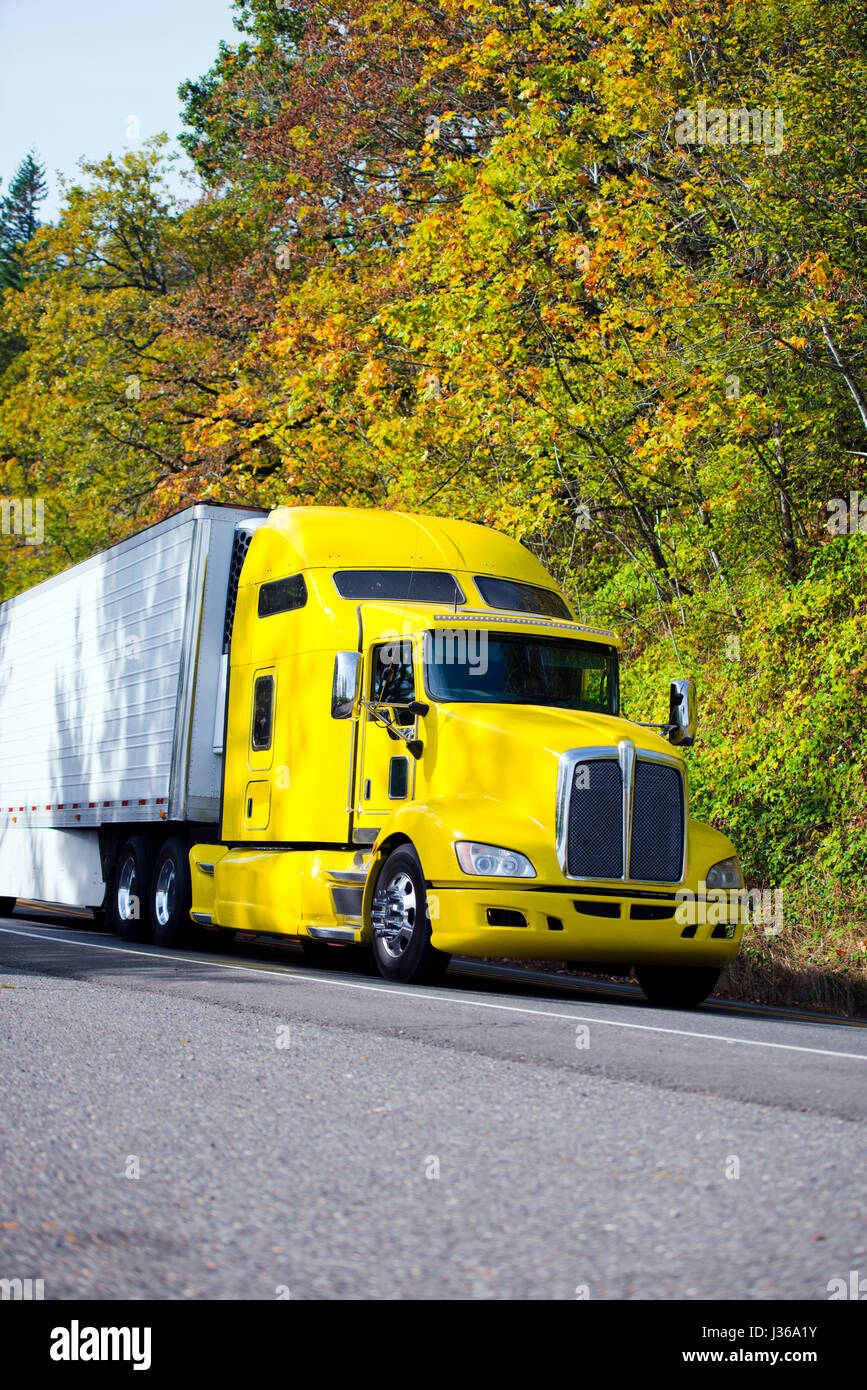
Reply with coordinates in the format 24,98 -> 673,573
715,879 -> 867,1016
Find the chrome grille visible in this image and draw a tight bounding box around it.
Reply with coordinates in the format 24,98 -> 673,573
628,760 -> 684,883
557,742 -> 685,884
566,759 -> 623,878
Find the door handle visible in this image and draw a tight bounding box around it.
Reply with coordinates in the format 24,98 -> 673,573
247,797 -> 253,818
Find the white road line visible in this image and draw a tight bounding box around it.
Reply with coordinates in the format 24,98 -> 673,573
2,923 -> 866,1062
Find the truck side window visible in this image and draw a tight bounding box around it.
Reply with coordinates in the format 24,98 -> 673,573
333,570 -> 464,604
251,675 -> 275,750
474,576 -> 572,619
258,574 -> 307,617
371,645 -> 415,727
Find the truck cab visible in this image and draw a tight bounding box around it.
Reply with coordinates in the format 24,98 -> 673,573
190,506 -> 744,1006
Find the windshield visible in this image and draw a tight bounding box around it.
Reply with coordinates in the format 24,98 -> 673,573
423,632 -> 618,714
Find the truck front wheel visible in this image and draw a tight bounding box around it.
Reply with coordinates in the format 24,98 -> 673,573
370,846 -> 450,984
109,837 -> 155,942
635,964 -> 721,1008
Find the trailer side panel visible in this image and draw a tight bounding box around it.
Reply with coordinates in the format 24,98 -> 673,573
0,505 -> 263,836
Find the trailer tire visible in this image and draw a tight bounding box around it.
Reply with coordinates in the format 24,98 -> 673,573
109,837 -> 155,942
151,838 -> 195,949
370,846 -> 451,984
0,897 -> 15,918
635,964 -> 721,1008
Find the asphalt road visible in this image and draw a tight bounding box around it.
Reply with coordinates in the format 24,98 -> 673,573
1,906 -> 865,1300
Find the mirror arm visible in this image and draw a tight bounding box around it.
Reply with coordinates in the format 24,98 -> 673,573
360,699 -> 394,731
360,701 -> 425,758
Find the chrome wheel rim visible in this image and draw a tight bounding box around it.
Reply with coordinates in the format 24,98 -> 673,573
372,870 -> 417,959
117,854 -> 138,922
154,860 -> 176,927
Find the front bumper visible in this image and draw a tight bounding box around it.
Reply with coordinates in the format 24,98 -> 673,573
426,884 -> 743,967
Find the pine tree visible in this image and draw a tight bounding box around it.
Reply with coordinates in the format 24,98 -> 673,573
0,151 -> 47,291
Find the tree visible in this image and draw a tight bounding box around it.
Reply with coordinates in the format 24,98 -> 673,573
178,0 -> 304,185
0,150 -> 47,291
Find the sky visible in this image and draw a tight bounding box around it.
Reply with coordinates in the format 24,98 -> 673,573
0,0 -> 243,221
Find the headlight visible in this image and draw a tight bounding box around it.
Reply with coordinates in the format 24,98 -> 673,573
455,842 -> 536,878
705,856 -> 744,891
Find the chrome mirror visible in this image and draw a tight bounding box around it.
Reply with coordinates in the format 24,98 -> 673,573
331,652 -> 361,719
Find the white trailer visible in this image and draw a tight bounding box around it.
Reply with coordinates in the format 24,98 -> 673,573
0,503 -> 265,919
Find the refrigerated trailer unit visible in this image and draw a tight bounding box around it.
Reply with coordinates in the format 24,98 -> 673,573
0,503 -> 265,914
0,502 -> 745,1006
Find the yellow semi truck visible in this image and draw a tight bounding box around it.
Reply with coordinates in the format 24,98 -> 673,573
0,503 -> 743,1006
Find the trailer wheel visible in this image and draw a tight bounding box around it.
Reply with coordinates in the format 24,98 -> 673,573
0,897 -> 15,918
635,964 -> 721,1008
151,838 -> 195,949
109,837 -> 155,942
370,846 -> 451,984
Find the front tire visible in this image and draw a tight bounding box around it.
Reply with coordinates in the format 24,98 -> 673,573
370,846 -> 450,984
635,964 -> 721,1008
108,837 -> 155,942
